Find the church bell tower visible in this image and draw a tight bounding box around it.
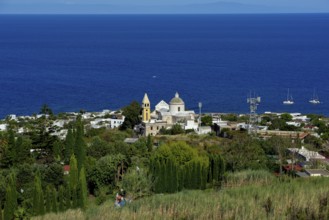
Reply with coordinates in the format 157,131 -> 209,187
142,93 -> 151,122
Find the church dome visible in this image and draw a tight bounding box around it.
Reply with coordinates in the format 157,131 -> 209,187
170,92 -> 184,105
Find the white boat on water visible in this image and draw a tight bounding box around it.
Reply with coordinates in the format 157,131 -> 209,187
283,89 -> 294,105
309,89 -> 320,104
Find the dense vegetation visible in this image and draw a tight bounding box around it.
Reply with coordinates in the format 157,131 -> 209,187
1,104 -> 329,219
33,171 -> 329,220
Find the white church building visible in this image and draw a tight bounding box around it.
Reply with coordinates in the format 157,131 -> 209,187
141,92 -> 199,136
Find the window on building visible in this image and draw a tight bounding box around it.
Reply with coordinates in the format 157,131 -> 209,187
178,107 -> 181,112
151,126 -> 153,130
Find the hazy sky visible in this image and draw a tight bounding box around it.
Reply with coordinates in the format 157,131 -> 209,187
1,0 -> 329,14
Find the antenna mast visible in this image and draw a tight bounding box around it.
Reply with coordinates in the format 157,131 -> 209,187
247,94 -> 261,135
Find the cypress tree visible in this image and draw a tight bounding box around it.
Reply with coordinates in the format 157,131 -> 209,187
32,173 -> 44,216
213,156 -> 219,182
218,155 -> 225,182
172,161 -> 178,193
51,187 -> 58,213
3,185 -> 14,220
154,160 -> 162,193
32,177 -> 40,216
72,187 -> 78,209
65,128 -> 74,164
4,174 -> 17,220
58,186 -> 65,212
69,154 -> 78,190
208,155 -> 213,183
78,167 -> 88,210
177,167 -> 183,191
162,160 -> 167,193
146,135 -> 153,152
75,121 -> 86,172
39,186 -> 45,216
196,162 -> 201,189
167,159 -> 173,193
45,186 -> 52,213
0,199 -> 3,220
63,184 -> 71,210
53,140 -> 62,162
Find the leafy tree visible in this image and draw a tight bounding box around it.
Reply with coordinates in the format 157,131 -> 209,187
269,118 -> 286,130
223,136 -> 267,172
304,135 -> 323,149
171,124 -> 184,135
87,136 -> 113,159
120,166 -> 153,200
201,115 -> 213,126
266,136 -> 291,174
121,101 -> 141,130
88,154 -> 127,192
280,113 -> 293,122
43,163 -> 64,188
221,114 -> 238,122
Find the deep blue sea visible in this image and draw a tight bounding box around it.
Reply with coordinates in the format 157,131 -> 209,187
0,14 -> 329,118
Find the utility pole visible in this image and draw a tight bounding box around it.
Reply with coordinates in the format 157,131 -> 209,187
247,95 -> 261,135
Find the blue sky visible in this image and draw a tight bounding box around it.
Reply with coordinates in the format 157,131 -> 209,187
1,0 -> 329,14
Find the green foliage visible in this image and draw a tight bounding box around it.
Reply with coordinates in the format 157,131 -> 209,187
121,101 -> 141,130
87,136 -> 113,159
74,118 -> 86,172
4,174 -> 18,220
120,166 -> 153,200
88,154 -> 127,192
0,199 -> 2,220
201,115 -> 213,126
32,173 -> 44,216
223,136 -> 268,172
280,113 -> 293,122
78,167 -> 88,210
221,114 -> 238,122
45,186 -> 52,213
146,135 -> 153,152
171,124 -> 185,135
65,128 -> 75,164
52,140 -> 63,162
40,104 -> 53,115
51,187 -> 58,213
33,177 -> 329,220
208,154 -> 225,188
63,184 -> 71,210
58,186 -> 65,212
150,142 -> 210,193
69,155 -> 78,190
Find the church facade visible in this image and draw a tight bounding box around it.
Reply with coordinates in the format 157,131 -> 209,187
141,92 -> 198,136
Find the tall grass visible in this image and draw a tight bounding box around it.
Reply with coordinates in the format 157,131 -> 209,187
33,171 -> 329,220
